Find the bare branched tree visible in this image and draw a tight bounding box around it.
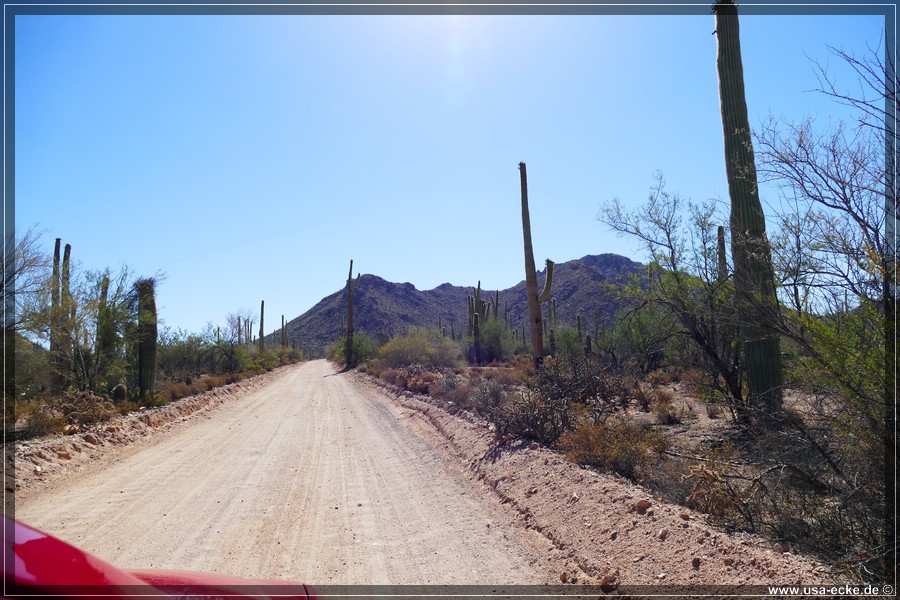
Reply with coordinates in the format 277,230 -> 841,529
3,227 -> 51,333
600,174 -> 745,417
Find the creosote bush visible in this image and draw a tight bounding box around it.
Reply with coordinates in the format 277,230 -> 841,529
376,328 -> 463,370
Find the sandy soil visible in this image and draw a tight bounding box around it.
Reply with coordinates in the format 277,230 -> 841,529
13,359 -> 837,590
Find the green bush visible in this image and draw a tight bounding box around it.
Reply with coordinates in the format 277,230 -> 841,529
377,328 -> 462,369
474,318 -> 524,364
327,333 -> 379,368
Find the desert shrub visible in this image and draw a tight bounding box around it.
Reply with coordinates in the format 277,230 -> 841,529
478,366 -> 528,387
560,416 -> 668,481
162,380 -> 207,403
699,392 -> 725,419
379,333 -> 433,368
428,374 -> 472,407
535,355 -> 629,426
378,365 -> 440,394
327,333 -> 380,368
469,378 -> 508,415
681,368 -> 711,395
50,389 -> 116,425
492,388 -> 575,445
682,443 -> 753,520
473,318 -> 521,364
21,404 -> 68,437
380,368 -> 405,388
679,417 -> 887,581
632,385 -> 652,412
649,389 -> 683,425
115,399 -> 141,415
378,328 -> 462,369
483,355 -> 632,445
646,368 -> 677,387
653,401 -> 681,425
406,370 -> 439,394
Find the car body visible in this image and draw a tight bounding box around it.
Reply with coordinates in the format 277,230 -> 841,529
4,516 -> 317,598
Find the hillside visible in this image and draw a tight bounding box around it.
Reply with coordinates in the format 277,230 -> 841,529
278,254 -> 644,356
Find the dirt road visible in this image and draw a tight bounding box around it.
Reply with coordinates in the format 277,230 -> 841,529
15,359 -> 835,589
15,360 -> 556,585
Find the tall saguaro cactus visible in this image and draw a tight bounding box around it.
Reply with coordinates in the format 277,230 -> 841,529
714,0 -> 782,411
345,259 -> 361,368
519,162 -> 555,368
259,300 -> 265,353
96,272 -> 116,386
135,278 -> 158,399
49,239 -> 62,392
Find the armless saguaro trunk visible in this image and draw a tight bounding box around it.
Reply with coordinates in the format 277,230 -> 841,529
345,260 -> 360,368
49,239 -> 62,393
259,300 -> 265,353
96,273 -> 116,387
714,0 -> 783,411
135,278 -> 158,399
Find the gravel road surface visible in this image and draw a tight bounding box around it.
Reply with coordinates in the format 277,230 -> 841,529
15,360 -> 555,585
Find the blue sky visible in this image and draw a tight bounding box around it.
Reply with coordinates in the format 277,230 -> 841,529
13,6 -> 888,337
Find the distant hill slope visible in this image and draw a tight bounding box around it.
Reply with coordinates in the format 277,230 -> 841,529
277,254 -> 644,356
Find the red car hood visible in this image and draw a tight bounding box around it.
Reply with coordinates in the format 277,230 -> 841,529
4,516 -> 316,598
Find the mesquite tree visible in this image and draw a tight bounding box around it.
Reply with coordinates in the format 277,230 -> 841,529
714,0 -> 782,411
518,162 -> 555,369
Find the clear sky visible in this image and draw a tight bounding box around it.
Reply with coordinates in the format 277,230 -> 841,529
13,4 -> 888,337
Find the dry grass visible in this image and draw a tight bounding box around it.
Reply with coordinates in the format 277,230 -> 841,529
560,415 -> 668,481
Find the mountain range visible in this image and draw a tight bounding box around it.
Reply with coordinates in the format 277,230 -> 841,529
275,254 -> 645,356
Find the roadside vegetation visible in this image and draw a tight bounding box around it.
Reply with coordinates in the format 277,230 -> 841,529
324,35 -> 892,583
6,234 -> 303,439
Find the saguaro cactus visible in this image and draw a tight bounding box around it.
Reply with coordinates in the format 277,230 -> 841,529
135,278 -> 158,399
259,300 -> 265,353
345,259 -> 361,368
714,0 -> 782,410
519,162 -> 554,368
96,272 -> 116,385
467,282 -> 491,364
49,239 -> 62,392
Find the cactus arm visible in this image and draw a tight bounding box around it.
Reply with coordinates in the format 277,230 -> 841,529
537,259 -> 555,304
